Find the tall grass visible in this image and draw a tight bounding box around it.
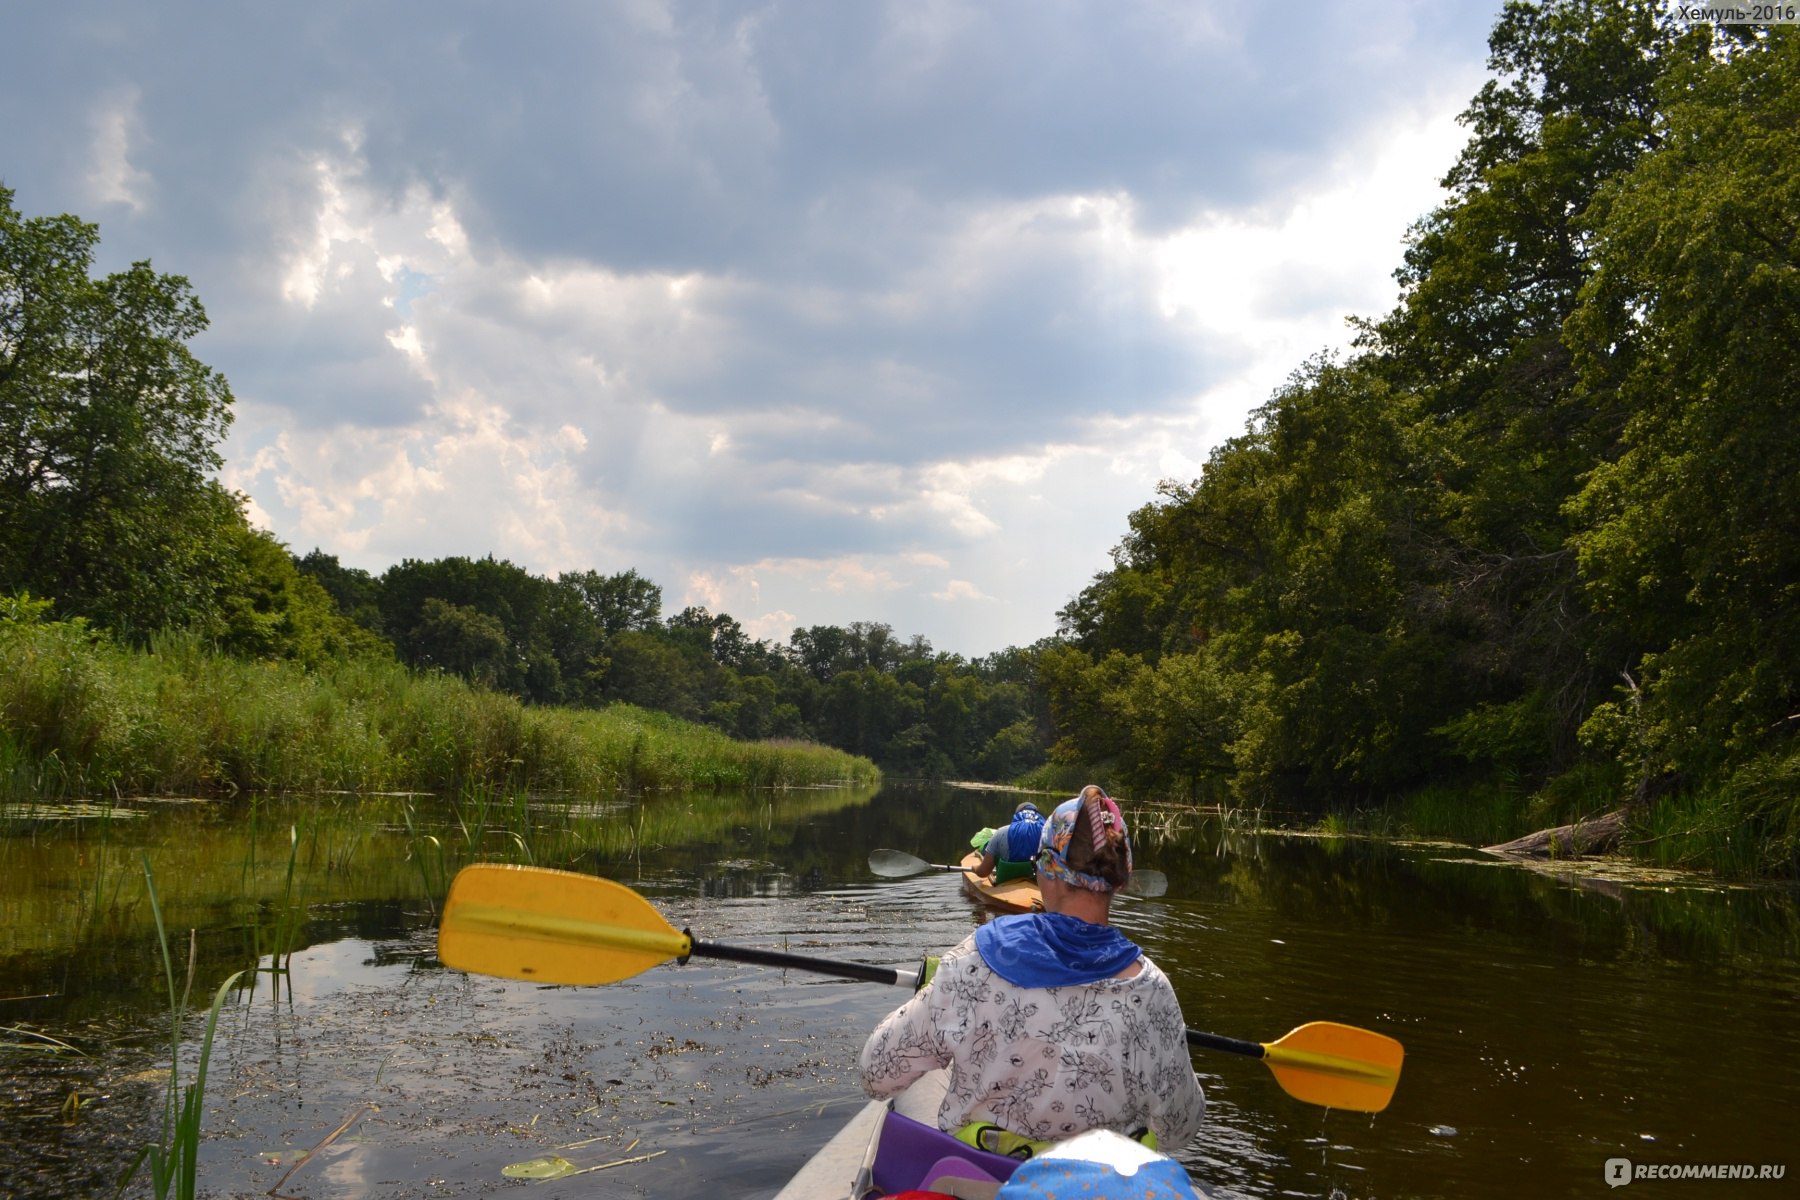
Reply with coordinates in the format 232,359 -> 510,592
1630,750 -> 1800,877
117,856 -> 245,1200
0,611 -> 878,802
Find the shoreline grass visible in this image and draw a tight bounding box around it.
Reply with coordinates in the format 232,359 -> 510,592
1,614 -> 878,802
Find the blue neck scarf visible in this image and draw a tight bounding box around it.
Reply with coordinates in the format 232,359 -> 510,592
974,913 -> 1142,988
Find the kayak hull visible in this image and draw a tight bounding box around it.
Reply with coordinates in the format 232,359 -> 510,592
773,1069 -> 1019,1198
959,851 -> 1042,915
774,1069 -> 1206,1198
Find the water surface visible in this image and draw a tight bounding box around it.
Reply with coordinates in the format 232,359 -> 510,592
1,786 -> 1794,1198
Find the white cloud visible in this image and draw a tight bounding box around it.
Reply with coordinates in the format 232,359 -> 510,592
932,579 -> 989,602
6,1 -> 1501,656
86,90 -> 153,212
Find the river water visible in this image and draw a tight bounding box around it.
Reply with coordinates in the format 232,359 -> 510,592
1,785 -> 1795,1199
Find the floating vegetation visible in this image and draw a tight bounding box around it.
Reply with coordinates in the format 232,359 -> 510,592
0,801 -> 148,823
262,1104 -> 373,1197
502,1149 -> 667,1181
503,1154 -> 579,1179
0,1026 -> 83,1057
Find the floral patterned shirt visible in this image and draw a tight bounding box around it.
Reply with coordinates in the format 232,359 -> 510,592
858,933 -> 1206,1151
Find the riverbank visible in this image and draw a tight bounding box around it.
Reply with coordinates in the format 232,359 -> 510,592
1,608 -> 878,800
1296,770 -> 1800,880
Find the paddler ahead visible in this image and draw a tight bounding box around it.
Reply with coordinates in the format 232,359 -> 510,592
858,785 -> 1206,1157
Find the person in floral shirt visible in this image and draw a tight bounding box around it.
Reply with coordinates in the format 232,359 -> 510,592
859,786 -> 1206,1154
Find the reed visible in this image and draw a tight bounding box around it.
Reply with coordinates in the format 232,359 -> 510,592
1630,751 -> 1800,877
1,612 -> 878,802
116,855 -> 245,1200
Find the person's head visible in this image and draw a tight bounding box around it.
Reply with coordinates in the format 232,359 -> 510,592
1014,800 -> 1042,818
1037,785 -> 1132,893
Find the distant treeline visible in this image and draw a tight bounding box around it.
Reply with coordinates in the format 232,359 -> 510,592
1041,7 -> 1799,871
290,550 -> 1052,782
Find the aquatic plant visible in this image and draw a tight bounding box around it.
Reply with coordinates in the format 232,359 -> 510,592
115,855 -> 245,1200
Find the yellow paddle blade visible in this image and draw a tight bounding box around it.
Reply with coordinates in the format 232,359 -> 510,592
1262,1021 -> 1405,1113
437,864 -> 691,985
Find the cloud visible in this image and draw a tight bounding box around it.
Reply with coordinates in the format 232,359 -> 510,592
932,579 -> 990,603
5,0 -> 1501,655
85,88 -> 153,213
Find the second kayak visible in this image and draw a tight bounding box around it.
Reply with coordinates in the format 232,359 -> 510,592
959,850 -> 1043,915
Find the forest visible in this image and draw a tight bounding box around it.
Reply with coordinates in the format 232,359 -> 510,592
3,2 -> 1796,874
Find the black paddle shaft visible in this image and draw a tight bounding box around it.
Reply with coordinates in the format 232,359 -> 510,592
1186,1029 -> 1263,1059
685,935 -> 915,986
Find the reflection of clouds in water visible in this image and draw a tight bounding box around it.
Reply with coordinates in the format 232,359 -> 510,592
278,936 -> 415,1006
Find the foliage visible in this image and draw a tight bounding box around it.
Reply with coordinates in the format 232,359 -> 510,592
0,186 -> 240,637
1039,6 -> 1799,874
1567,26 -> 1800,783
293,550 -> 1049,781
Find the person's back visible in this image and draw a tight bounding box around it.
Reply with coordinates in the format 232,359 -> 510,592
978,801 -> 1045,883
860,787 -> 1205,1154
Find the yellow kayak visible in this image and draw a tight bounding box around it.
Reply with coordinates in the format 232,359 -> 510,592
959,851 -> 1043,915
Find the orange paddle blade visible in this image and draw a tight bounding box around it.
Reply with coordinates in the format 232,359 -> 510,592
1262,1021 -> 1405,1113
437,863 -> 690,985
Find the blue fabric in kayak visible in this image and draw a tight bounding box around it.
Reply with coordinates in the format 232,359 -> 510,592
996,1155 -> 1202,1198
974,912 -> 1142,988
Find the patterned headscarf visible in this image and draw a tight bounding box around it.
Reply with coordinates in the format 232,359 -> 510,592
1036,786 -> 1132,892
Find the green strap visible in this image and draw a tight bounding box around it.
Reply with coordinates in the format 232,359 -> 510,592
952,1122 -> 1158,1159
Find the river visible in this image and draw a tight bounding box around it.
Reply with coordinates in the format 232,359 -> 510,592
1,784 -> 1795,1198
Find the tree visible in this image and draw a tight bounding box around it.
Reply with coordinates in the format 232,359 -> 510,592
380,555 -> 605,702
1568,27 -> 1800,781
410,597 -> 516,687
213,528 -> 391,665
0,186 -> 241,635
559,568 -> 662,637
295,549 -> 386,636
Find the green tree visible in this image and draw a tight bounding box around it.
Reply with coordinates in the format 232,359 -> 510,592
561,568 -> 662,637
380,555 -> 604,703
213,528 -> 391,665
1568,27 -> 1800,782
411,597 -> 516,687
0,186 -> 241,635
295,549 -> 386,636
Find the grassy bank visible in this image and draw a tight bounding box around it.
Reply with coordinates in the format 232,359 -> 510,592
0,603 -> 879,799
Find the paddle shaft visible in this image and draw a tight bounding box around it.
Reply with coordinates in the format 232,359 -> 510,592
1186,1029 -> 1262,1058
690,937 -> 922,988
867,850 -> 1166,898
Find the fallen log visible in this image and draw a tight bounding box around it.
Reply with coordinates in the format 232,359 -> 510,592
1482,808 -> 1628,860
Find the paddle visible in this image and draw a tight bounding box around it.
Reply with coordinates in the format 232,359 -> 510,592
436,864 -> 1403,1113
867,848 -> 1170,899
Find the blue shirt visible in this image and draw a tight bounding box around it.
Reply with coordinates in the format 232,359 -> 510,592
986,823 -> 1037,863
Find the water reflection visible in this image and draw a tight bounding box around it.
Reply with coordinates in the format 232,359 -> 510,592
1,784 -> 1796,1199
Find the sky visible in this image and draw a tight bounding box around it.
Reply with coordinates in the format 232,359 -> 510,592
4,1 -> 1501,658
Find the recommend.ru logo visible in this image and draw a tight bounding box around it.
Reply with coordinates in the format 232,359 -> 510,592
1605,1158 -> 1788,1186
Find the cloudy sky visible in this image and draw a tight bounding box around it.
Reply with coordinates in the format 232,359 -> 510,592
5,1 -> 1500,657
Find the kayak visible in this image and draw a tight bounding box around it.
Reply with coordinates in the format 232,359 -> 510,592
958,851 -> 1042,916
773,1069 -> 1205,1198
774,1069 -> 1017,1198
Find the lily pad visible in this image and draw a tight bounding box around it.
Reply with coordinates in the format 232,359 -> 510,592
502,1154 -> 578,1180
